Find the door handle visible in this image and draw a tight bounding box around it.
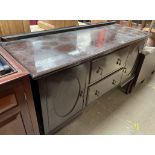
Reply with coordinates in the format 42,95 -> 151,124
79,90 -> 84,97
123,68 -> 127,73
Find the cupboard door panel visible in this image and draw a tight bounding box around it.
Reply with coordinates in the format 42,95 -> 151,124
0,80 -> 34,135
39,63 -> 89,134
120,41 -> 145,84
0,113 -> 26,135
14,82 -> 34,134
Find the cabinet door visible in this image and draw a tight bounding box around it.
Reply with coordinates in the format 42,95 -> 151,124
121,41 -> 145,84
39,63 -> 89,134
90,46 -> 129,84
0,81 -> 34,135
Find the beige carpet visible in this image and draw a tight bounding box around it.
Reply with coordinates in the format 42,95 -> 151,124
57,75 -> 155,135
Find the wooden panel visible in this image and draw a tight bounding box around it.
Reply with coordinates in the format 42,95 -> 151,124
23,20 -> 31,33
55,20 -> 64,28
121,41 -> 146,84
39,63 -> 89,134
0,26 -> 2,34
0,21 -> 9,35
43,20 -> 78,29
64,20 -> 78,27
0,80 -> 34,134
0,20 -> 30,36
0,47 -> 39,135
0,113 -> 26,135
13,80 -> 34,134
0,94 -> 17,114
22,76 -> 40,134
38,21 -> 55,30
91,20 -> 107,24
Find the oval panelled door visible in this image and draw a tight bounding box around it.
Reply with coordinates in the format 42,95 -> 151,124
53,75 -> 80,117
44,63 -> 88,133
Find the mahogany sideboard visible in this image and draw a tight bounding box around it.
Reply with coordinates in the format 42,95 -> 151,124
0,47 -> 39,135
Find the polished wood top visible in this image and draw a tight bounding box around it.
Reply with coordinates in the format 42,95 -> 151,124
2,24 -> 148,79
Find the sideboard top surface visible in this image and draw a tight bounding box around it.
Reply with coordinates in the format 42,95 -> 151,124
1,24 -> 147,79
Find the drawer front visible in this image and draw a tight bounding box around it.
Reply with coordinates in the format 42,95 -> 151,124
87,70 -> 123,104
0,94 -> 17,114
90,46 -> 129,83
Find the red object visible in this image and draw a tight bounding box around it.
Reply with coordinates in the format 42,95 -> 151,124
96,29 -> 107,48
30,20 -> 38,25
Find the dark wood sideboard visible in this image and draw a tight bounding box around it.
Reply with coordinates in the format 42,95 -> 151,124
0,23 -> 148,134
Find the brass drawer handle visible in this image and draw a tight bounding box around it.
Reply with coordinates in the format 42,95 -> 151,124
96,66 -> 103,75
112,79 -> 117,85
116,58 -> 121,65
95,90 -> 100,96
123,68 -> 127,73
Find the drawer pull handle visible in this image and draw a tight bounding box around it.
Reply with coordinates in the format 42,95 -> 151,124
96,66 -> 103,75
95,90 -> 100,96
116,58 -> 121,65
123,68 -> 127,73
112,79 -> 117,85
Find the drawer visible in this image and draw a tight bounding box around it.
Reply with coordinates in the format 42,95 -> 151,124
0,94 -> 17,114
87,69 -> 123,104
90,46 -> 129,84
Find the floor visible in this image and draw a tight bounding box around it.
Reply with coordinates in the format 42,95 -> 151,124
56,75 -> 155,135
